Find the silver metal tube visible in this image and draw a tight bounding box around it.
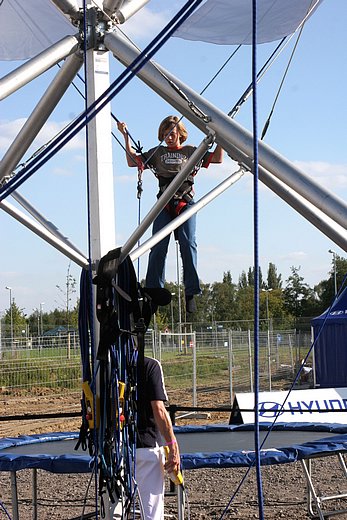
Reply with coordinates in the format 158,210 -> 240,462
0,34 -> 80,101
105,30 -> 347,236
32,468 -> 38,520
103,0 -> 125,17
114,0 -> 151,23
0,199 -> 88,268
11,190 -> 85,256
0,51 -> 83,182
119,134 -> 214,263
261,168 -> 347,251
10,472 -> 19,520
51,0 -> 80,17
130,168 -> 244,261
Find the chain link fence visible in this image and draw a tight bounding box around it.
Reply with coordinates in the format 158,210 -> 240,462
0,327 -> 313,410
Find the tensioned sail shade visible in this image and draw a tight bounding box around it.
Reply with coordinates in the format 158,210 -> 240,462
0,0 -> 323,61
173,0 -> 323,45
0,0 -> 75,60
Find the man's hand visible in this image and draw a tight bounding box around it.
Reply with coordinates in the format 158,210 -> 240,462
117,121 -> 127,136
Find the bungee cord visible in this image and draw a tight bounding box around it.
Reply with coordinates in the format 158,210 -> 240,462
260,20 -> 307,140
228,0 -> 321,122
0,501 -> 11,520
250,0 -> 265,518
228,36 -> 288,119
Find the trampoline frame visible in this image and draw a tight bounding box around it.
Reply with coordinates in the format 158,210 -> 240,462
3,424 -> 347,519
301,454 -> 347,520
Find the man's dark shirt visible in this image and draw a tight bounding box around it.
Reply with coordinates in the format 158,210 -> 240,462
136,357 -> 168,448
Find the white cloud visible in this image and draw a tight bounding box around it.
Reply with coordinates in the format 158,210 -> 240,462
294,160 -> 347,191
0,119 -> 85,157
280,251 -> 307,260
115,173 -> 136,183
0,119 -> 26,150
120,7 -> 172,42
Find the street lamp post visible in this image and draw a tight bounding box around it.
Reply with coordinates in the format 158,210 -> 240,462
262,288 -> 273,391
261,288 -> 273,325
33,308 -> 40,336
170,292 -> 175,349
328,249 -> 337,295
176,241 -> 183,353
40,302 -> 45,337
5,286 -> 13,349
176,242 -> 182,331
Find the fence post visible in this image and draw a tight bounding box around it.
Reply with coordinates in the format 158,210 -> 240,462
248,329 -> 253,393
192,332 -> 197,407
228,329 -> 233,406
0,318 -> 2,360
267,328 -> 272,391
67,332 -> 71,360
289,333 -> 294,371
151,329 -> 155,358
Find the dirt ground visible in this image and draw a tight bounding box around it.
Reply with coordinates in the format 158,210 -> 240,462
1,390 -> 347,519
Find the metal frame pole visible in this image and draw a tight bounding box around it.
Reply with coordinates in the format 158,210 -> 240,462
85,45 -> 116,520
105,30 -> 347,250
130,168 -> 244,261
9,191 -> 85,256
10,471 -> 19,520
0,51 -> 83,181
0,199 -> 88,267
0,35 -> 80,101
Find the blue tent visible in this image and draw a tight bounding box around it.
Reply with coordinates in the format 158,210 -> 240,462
311,287 -> 347,388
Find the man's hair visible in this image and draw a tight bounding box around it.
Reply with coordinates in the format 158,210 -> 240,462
158,115 -> 188,144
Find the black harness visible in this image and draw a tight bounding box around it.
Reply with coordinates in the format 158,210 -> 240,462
76,248 -> 172,513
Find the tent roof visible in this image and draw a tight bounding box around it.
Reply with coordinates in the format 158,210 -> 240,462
1,0 -> 324,61
174,0 -> 323,46
312,287 -> 347,325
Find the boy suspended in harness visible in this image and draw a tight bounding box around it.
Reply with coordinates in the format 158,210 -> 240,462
117,115 -> 223,313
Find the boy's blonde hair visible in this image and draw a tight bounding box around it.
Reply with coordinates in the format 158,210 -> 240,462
158,115 -> 188,144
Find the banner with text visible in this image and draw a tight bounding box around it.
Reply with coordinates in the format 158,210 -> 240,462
233,388 -> 347,424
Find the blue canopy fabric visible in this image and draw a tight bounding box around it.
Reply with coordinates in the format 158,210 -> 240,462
312,288 -> 347,388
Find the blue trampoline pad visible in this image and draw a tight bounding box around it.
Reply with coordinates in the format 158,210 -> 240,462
175,423 -> 347,469
0,432 -> 92,473
1,423 -> 347,473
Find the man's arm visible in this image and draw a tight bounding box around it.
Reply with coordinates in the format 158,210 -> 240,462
151,400 -> 180,473
117,121 -> 140,168
210,144 -> 223,163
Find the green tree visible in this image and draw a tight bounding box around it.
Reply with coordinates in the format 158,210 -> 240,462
55,262 -> 77,330
260,288 -> 292,329
3,300 -> 27,338
267,262 -> 282,289
234,285 -> 255,325
283,266 -> 317,318
210,271 -> 236,322
315,255 -> 347,312
246,266 -> 263,287
238,270 -> 248,289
